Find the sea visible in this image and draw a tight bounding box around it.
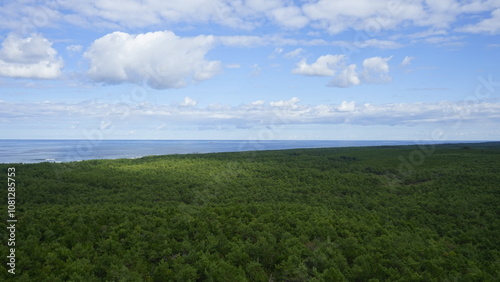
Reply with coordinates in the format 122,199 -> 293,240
0,139 -> 482,164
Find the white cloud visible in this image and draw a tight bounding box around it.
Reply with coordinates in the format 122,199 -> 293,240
458,8 -> 500,34
460,1 -> 500,13
3,0 -> 500,37
401,56 -> 415,66
217,35 -> 401,51
300,0 -> 500,35
293,54 -> 392,87
328,64 -> 361,88
269,47 -> 284,58
56,0 -> 245,29
361,56 -> 392,84
0,2 -> 61,31
84,31 -> 221,89
179,97 -> 197,107
337,101 -> 356,112
270,97 -> 301,108
270,6 -> 309,28
406,29 -> 448,39
284,48 -> 305,58
302,0 -> 387,33
352,39 -> 403,49
0,33 -> 63,79
292,54 -> 345,76
4,99 -> 500,128
66,44 -> 83,53
244,0 -> 283,12
216,35 -> 328,48
419,35 -> 465,47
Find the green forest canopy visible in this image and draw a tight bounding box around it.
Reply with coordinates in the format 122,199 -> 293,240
1,142 -> 499,281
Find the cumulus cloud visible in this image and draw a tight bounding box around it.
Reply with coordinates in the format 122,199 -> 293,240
337,101 -> 356,112
84,31 -> 221,89
293,54 -> 392,87
328,64 -> 361,88
292,55 -> 345,76
361,56 -> 392,84
0,33 -> 63,79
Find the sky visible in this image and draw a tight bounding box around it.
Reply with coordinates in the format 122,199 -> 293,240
0,0 -> 499,141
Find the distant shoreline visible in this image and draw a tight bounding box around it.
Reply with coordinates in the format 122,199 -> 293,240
0,140 -> 497,165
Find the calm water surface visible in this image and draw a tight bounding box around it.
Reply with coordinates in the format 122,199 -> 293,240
0,139 -> 477,164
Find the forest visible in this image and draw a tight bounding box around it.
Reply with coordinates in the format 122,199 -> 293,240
1,142 -> 499,281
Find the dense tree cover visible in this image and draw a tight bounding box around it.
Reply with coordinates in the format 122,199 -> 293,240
1,142 -> 499,281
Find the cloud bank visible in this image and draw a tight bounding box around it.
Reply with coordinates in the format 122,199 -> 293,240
3,98 -> 499,128
2,0 -> 500,35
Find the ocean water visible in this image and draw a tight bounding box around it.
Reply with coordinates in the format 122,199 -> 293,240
0,139 -> 477,164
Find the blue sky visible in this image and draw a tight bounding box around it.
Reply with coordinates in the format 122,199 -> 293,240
1,0 -> 499,140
